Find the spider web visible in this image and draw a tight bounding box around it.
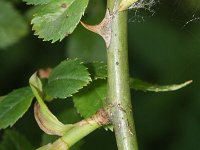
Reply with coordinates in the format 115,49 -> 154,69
128,0 -> 159,23
127,0 -> 200,79
127,0 -> 200,27
171,0 -> 200,28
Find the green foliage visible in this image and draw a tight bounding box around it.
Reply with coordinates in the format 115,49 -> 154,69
85,62 -> 107,80
73,80 -> 107,118
0,130 -> 34,150
0,87 -> 34,129
130,78 -> 193,92
24,0 -> 89,42
74,62 -> 192,118
86,62 -> 191,91
0,1 -> 28,49
44,59 -> 91,99
0,0 -> 197,149
29,73 -> 74,136
0,96 -> 6,101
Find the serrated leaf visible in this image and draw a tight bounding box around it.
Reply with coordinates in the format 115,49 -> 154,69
130,78 -> 193,92
30,0 -> 89,42
44,59 -> 91,99
73,80 -> 107,118
85,62 -> 192,92
0,130 -> 34,150
0,1 -> 28,49
85,62 -> 107,80
0,87 -> 34,129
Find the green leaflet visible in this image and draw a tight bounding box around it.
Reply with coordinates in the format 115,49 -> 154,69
73,78 -> 192,119
0,130 -> 34,150
0,1 -> 28,49
73,80 -> 113,131
86,62 -> 192,92
25,0 -> 89,42
0,87 -> 34,129
73,80 -> 107,118
44,59 -> 91,99
130,78 -> 193,92
73,62 -> 192,119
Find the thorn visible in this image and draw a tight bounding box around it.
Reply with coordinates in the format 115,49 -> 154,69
81,9 -> 112,48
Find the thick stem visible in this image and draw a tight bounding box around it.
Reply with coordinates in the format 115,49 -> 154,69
106,0 -> 138,150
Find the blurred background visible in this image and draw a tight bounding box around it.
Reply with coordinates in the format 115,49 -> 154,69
0,0 -> 200,149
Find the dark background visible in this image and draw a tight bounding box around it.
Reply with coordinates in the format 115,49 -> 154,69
1,0 -> 200,149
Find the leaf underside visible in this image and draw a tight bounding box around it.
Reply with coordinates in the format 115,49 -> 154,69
130,78 -> 192,92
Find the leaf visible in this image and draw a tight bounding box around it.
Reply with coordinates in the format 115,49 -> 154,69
86,62 -> 192,92
73,78 -> 192,118
85,62 -> 107,80
0,87 -> 34,129
44,59 -> 91,99
29,0 -> 89,42
73,80 -> 107,118
0,129 -> 34,150
130,78 -> 193,92
29,73 -> 74,136
0,1 -> 28,49
41,108 -> 83,150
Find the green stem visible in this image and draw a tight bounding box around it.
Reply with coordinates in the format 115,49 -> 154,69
106,0 -> 138,150
61,119 -> 99,148
37,110 -> 109,150
37,120 -> 99,150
